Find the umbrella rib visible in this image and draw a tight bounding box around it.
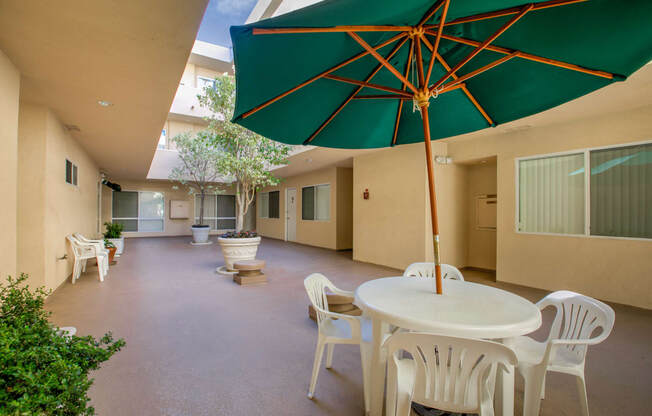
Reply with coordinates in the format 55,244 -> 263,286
430,4 -> 533,92
323,74 -> 412,97
442,51 -> 520,89
430,32 -> 616,79
424,0 -> 450,86
253,25 -> 413,35
303,36 -> 410,145
421,36 -> 494,125
424,0 -> 587,30
392,37 -> 414,146
353,95 -> 412,100
240,32 -> 406,119
417,0 -> 447,27
348,31 -> 419,94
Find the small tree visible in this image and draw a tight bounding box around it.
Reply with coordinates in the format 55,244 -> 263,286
168,131 -> 224,226
199,74 -> 291,232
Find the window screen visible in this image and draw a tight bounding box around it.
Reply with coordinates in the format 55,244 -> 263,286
518,153 -> 585,234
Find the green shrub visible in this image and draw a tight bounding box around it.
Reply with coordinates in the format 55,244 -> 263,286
0,274 -> 125,415
102,222 -> 123,239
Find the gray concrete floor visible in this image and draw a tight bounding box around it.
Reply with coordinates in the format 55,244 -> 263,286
46,237 -> 652,416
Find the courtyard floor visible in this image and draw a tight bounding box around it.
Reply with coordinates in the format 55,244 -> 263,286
46,236 -> 652,415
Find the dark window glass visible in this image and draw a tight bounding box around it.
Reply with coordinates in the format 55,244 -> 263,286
590,143 -> 652,238
72,164 -> 78,185
216,219 -> 236,230
65,160 -> 73,184
113,219 -> 138,232
302,186 -> 315,220
112,191 -> 138,218
268,191 -> 280,218
217,195 -> 236,217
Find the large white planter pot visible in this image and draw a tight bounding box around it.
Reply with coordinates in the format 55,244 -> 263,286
191,225 -> 211,244
218,236 -> 261,271
108,237 -> 124,255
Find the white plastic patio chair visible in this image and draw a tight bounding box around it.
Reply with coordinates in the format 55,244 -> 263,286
403,262 -> 465,281
384,332 -> 517,416
66,235 -> 108,283
74,233 -> 110,267
304,273 -> 371,410
512,290 -> 615,416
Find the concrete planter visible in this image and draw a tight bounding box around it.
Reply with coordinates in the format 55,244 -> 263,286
218,236 -> 261,271
107,237 -> 124,255
191,225 -> 211,244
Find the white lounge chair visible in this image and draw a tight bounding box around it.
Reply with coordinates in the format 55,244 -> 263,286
66,235 -> 108,283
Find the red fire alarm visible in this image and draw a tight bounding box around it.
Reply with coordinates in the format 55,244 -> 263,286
363,188 -> 369,200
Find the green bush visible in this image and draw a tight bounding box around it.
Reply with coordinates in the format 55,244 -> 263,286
0,274 -> 125,415
102,222 -> 123,239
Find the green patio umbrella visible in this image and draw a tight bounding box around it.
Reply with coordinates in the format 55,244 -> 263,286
230,0 -> 652,293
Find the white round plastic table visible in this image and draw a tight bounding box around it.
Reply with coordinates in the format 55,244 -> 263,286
354,277 -> 541,416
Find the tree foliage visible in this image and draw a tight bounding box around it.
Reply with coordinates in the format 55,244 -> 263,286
0,274 -> 125,415
199,74 -> 291,232
168,130 -> 225,226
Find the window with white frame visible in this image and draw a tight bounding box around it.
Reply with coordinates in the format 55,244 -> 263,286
517,141 -> 651,239
112,191 -> 164,232
258,191 -> 279,219
195,194 -> 236,230
302,184 -> 330,221
197,76 -> 216,90
65,159 -> 78,186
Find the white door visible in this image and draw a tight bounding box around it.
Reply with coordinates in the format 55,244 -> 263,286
286,188 -> 297,242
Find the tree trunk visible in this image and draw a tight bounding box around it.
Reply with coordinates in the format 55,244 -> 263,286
199,192 -> 205,226
235,182 -> 244,232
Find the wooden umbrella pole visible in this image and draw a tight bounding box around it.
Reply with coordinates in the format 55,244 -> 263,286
420,104 -> 443,295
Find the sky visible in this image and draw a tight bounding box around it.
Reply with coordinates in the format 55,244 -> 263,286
197,0 -> 258,48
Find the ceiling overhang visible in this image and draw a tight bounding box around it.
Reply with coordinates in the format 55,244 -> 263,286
0,0 -> 210,179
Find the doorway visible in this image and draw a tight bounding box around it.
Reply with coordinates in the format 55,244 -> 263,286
286,188 -> 297,242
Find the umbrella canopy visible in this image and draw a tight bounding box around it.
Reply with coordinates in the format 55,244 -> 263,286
230,0 -> 652,293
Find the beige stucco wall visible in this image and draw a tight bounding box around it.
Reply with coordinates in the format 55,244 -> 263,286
448,106 -> 652,309
353,141 -> 469,271
336,168 -> 353,250
465,162 -> 497,270
353,144 -> 427,270
18,103 -> 100,291
0,49 -> 19,279
257,166 -> 352,250
101,180 -> 237,238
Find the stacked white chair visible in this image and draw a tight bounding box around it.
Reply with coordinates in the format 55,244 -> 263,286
304,273 -> 371,411
512,290 -> 615,416
384,332 -> 517,416
66,235 -> 109,283
403,262 -> 465,281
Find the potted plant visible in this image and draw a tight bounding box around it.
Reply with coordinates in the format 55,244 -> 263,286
103,222 -> 124,255
198,74 -> 290,269
217,231 -> 261,271
0,274 -> 125,415
104,239 -> 117,264
168,131 -> 224,245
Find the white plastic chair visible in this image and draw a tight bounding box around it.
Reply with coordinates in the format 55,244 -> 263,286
74,233 -> 110,268
384,332 -> 517,416
512,291 -> 615,416
66,235 -> 108,283
403,262 -> 465,281
304,273 -> 371,410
